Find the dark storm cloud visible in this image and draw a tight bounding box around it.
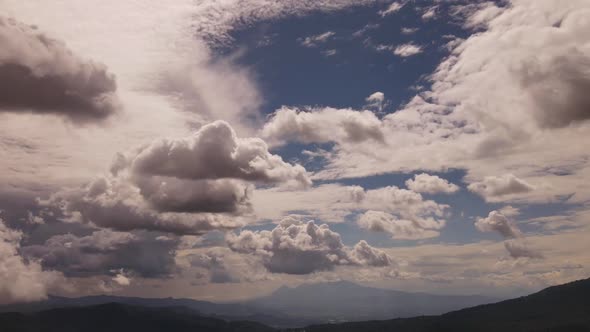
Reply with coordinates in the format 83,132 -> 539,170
0,16 -> 119,122
22,229 -> 179,278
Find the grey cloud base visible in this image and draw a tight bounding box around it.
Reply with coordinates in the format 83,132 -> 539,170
0,16 -> 119,122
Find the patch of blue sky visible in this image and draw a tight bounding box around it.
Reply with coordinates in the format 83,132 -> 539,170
223,1 -> 473,115
220,0 -> 561,247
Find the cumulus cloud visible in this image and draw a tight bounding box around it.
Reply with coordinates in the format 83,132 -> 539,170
405,173 -> 459,194
354,186 -> 448,225
468,174 -> 534,201
475,210 -> 543,259
261,107 -> 385,146
0,16 -> 119,123
42,121 -> 310,235
299,31 -> 335,47
131,121 -> 310,188
254,184 -> 449,235
0,219 -> 63,304
112,272 -> 132,286
475,210 -> 521,239
22,229 -> 179,278
393,43 -> 423,57
379,2 -> 405,17
300,1 -> 590,207
227,219 -> 392,274
352,179 -> 449,240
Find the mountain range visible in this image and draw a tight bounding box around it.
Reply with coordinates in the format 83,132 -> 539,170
1,278 -> 589,331
0,281 -> 497,327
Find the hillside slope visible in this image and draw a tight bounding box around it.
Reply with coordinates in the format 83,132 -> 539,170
297,278 -> 590,332
0,303 -> 274,332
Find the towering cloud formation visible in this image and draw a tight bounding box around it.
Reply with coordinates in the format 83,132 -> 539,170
45,121 -> 311,235
0,219 -> 63,304
227,219 -> 392,274
0,16 -> 119,122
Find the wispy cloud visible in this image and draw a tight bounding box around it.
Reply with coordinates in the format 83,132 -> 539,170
299,31 -> 336,47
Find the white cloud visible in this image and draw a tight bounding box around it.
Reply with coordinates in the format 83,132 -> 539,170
301,1 -> 590,205
421,6 -> 438,20
401,27 -> 419,34
299,31 -> 335,47
468,174 -> 534,202
379,2 -> 405,17
365,92 -> 387,112
261,106 -> 385,147
475,210 -> 521,239
393,43 -> 423,57
112,273 -> 132,286
475,210 -> 543,259
130,121 -> 310,188
253,184 -> 449,241
0,219 -> 63,304
405,173 -> 459,194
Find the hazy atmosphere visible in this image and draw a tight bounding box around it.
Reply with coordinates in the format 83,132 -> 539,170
1,0 -> 590,312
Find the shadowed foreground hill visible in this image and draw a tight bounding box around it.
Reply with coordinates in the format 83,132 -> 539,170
0,303 -> 274,332
296,277 -> 590,332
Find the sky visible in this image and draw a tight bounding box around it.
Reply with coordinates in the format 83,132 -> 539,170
0,0 -> 589,304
